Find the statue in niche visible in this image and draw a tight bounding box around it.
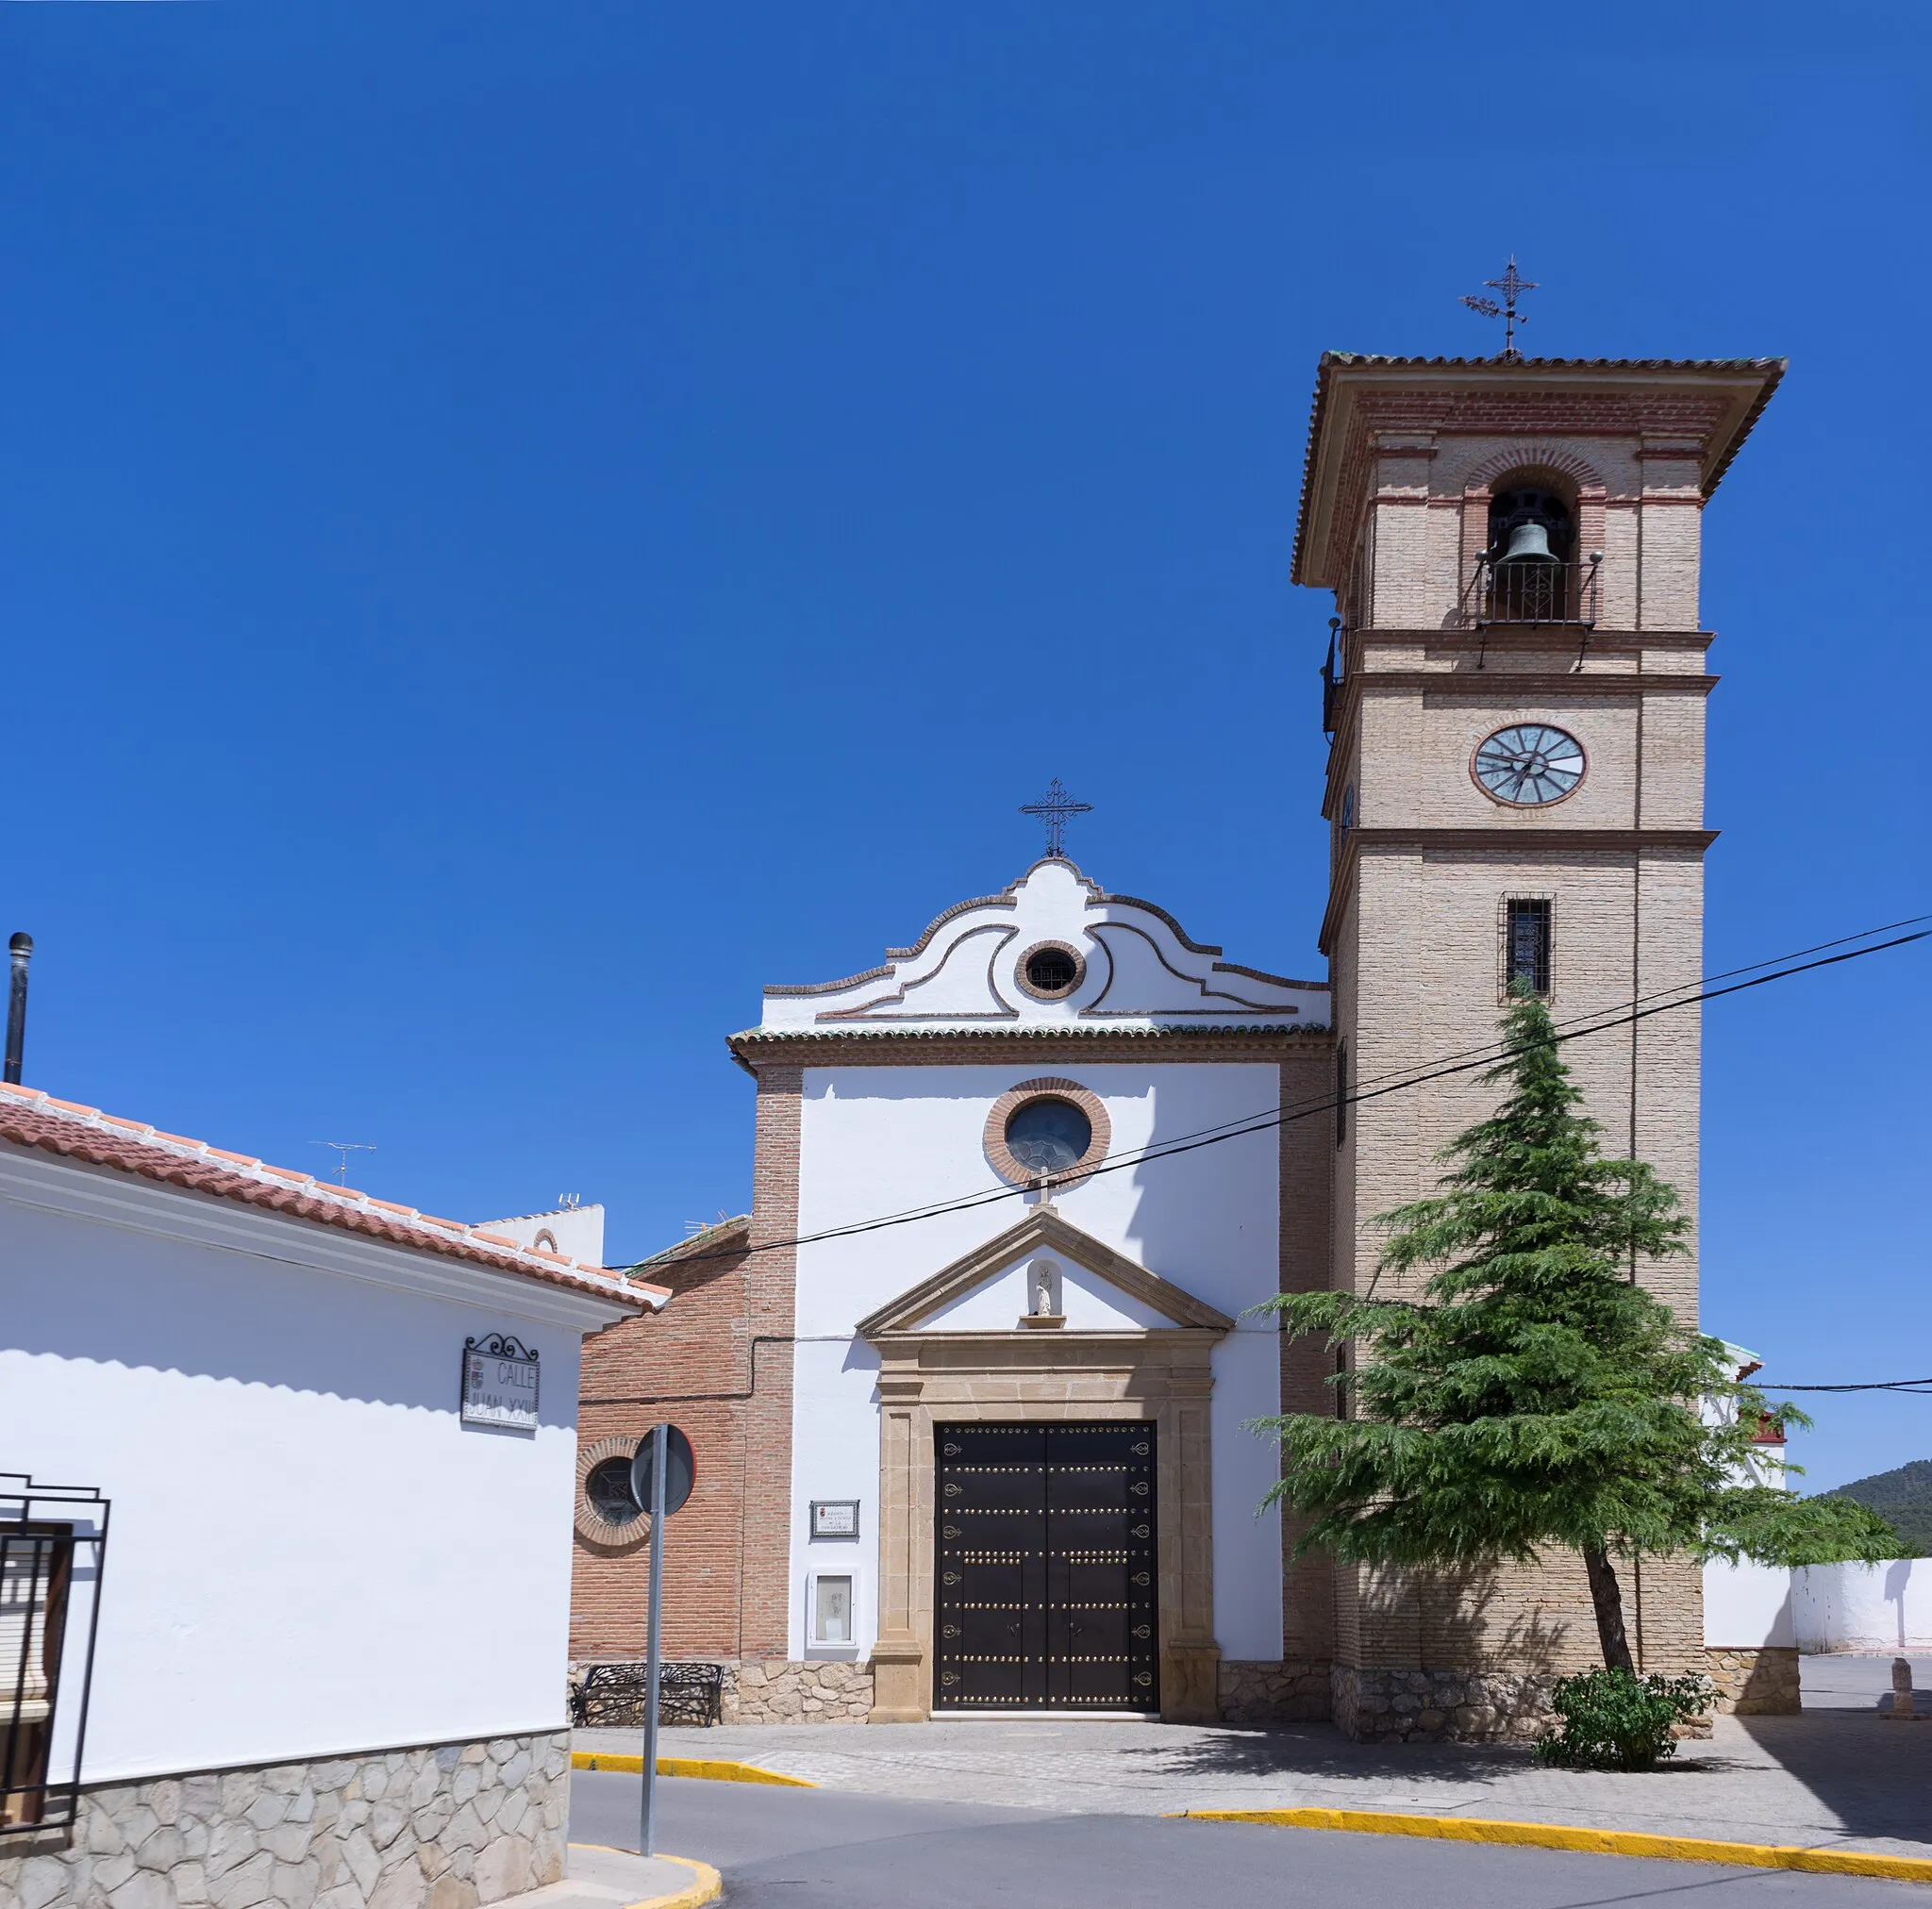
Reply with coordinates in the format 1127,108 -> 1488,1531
1031,1260 -> 1058,1318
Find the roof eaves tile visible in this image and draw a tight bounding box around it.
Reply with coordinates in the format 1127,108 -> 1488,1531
0,1084 -> 652,1310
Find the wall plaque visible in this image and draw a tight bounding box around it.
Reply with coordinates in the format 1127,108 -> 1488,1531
809,1499 -> 859,1539
461,1333 -> 541,1431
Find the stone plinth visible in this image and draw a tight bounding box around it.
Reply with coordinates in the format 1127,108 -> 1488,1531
0,1731 -> 568,1909
1217,1658 -> 1331,1725
728,1660 -> 875,1724
1707,1645 -> 1802,1715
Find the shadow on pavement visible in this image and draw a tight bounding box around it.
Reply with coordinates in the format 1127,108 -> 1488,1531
1108,1719 -> 1771,1785
1735,1656 -> 1932,1850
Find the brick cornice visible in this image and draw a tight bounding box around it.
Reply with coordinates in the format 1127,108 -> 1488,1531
1291,356 -> 1784,589
729,1025 -> 1333,1073
1352,672 -> 1715,699
1349,628 -> 1714,653
1319,827 -> 1720,955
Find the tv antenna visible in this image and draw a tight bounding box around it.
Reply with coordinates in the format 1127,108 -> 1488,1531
1460,256 -> 1539,361
310,1140 -> 375,1185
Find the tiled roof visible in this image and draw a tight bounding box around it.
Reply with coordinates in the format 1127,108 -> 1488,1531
1318,354 -> 1786,372
0,1083 -> 666,1309
1291,350 -> 1788,586
630,1214 -> 753,1272
732,1022 -> 1331,1046
728,1021 -> 1332,1074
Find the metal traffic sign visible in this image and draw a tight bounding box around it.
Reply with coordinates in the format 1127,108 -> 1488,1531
628,1424 -> 695,1519
629,1421 -> 693,1861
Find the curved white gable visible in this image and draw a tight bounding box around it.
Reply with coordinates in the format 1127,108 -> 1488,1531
760,858 -> 1329,1032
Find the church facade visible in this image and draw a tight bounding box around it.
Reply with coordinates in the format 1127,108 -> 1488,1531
572,349 -> 1788,1737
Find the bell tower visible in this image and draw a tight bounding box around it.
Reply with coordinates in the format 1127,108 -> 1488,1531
1292,349 -> 1784,1736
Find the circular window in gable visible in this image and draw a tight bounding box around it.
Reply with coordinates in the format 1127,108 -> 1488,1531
1016,939 -> 1086,1001
983,1077 -> 1112,1187
1005,1097 -> 1091,1174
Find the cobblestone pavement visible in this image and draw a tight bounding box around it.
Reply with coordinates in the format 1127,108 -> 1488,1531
575,1657 -> 1932,1860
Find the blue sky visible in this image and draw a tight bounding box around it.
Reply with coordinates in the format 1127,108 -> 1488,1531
3,4 -> 1926,1489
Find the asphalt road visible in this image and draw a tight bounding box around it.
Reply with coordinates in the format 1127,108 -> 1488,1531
568,1768 -> 1923,1908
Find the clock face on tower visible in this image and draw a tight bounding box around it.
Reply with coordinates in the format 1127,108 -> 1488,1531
1473,724 -> 1586,806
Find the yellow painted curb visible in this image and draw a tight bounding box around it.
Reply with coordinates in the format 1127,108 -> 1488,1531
566,1843 -> 722,1909
1178,1807 -> 1932,1884
626,1851 -> 722,1909
573,1750 -> 815,1787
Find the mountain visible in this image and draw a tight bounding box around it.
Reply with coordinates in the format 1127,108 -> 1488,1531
1826,1459 -> 1932,1558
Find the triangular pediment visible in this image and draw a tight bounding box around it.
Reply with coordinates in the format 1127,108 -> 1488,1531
856,1209 -> 1235,1337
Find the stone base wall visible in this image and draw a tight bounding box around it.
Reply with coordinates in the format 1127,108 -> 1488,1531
1331,1664 -> 1559,1743
0,1731 -> 568,1909
1216,1659 -> 1331,1725
1330,1663 -> 1719,1743
725,1661 -> 874,1724
1707,1645 -> 1801,1715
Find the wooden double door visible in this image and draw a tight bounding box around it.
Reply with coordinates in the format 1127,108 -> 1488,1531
932,1422 -> 1158,1712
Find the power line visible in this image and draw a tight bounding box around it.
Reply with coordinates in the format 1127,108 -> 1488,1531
1766,1381 -> 1932,1395
621,920 -> 1927,1274
687,913 -> 1923,1265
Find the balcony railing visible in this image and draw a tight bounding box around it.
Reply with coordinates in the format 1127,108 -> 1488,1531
2,1476 -> 108,1838
1463,554 -> 1601,628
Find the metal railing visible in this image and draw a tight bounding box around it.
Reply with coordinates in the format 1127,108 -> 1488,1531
3,1477 -> 108,1837
570,1659 -> 725,1729
1463,555 -> 1601,628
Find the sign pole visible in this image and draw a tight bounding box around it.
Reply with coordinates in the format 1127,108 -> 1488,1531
640,1421 -> 669,1859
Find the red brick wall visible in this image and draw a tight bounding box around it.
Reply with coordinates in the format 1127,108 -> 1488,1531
570,1062 -> 801,1664
742,1065 -> 801,1656
573,1234 -> 756,1660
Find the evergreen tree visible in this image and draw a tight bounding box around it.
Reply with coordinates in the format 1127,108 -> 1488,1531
1257,987 -> 1896,1671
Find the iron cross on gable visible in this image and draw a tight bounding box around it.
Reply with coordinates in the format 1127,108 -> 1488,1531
1019,778 -> 1092,860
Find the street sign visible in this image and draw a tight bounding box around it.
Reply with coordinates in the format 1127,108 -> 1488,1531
629,1420 -> 694,1862
459,1334 -> 540,1431
629,1425 -> 694,1518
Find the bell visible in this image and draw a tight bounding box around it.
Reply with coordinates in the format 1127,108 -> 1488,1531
1497,520 -> 1559,567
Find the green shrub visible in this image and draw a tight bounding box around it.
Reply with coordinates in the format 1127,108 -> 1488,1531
1534,1668 -> 1714,1771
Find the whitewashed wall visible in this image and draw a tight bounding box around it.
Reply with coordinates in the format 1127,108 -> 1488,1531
0,1164 -> 626,1783
1794,1561 -> 1932,1653
480,1203 -> 606,1267
1705,1557 -> 1932,1653
787,1060 -> 1289,1663
1703,1559 -> 1796,1649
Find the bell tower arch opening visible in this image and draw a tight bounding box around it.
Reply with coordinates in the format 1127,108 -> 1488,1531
1486,472 -> 1576,622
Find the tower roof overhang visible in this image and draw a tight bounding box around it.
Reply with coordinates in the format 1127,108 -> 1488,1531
1290,354 -> 1787,592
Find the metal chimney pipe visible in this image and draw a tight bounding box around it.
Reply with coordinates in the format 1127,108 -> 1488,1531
5,933 -> 32,1086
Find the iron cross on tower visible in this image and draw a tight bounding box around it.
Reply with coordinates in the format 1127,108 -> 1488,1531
1019,778 -> 1092,860
1460,256 -> 1539,361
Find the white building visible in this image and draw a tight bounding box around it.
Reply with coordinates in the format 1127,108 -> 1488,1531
773,858 -> 1326,1723
0,1083 -> 660,1909
577,855 -> 1337,1725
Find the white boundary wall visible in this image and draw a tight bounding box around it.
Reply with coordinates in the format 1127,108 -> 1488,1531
1705,1557 -> 1932,1653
